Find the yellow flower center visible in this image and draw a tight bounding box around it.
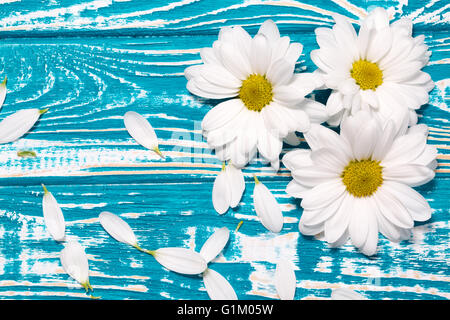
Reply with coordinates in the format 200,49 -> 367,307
341,159 -> 383,197
239,74 -> 273,112
350,60 -> 383,90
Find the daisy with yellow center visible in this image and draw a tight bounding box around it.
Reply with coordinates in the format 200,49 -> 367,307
185,20 -> 326,170
283,111 -> 437,256
311,7 -> 434,128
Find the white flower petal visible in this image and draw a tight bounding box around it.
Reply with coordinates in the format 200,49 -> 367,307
373,187 -> 414,229
202,99 -> 244,132
253,178 -> 283,233
324,193 -> 353,244
212,168 -> 231,215
0,108 -> 46,144
250,34 -> 272,75
266,58 -> 295,87
382,181 -> 432,222
200,227 -> 230,263
42,185 -> 65,242
286,179 -> 311,198
258,19 -> 280,42
331,288 -> 367,300
203,268 -> 238,300
282,149 -> 313,172
99,211 -> 138,247
275,259 -> 296,300
383,164 -> 435,187
226,163 -> 245,208
124,111 -> 162,156
300,180 -> 346,210
60,241 -> 90,289
153,247 -> 207,275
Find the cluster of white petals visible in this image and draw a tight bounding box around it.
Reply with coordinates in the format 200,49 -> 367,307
284,111 -> 436,256
312,8 -> 433,127
185,20 -> 326,169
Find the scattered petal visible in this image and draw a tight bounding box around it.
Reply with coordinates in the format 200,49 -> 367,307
42,184 -> 65,242
153,247 -> 207,275
203,268 -> 238,300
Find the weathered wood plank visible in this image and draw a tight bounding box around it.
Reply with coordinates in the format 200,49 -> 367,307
0,0 -> 448,301
0,0 -> 448,37
0,180 -> 448,300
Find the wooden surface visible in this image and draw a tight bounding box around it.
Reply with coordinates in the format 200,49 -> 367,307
0,0 -> 448,300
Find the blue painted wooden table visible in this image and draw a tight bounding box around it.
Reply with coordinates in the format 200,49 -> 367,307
0,0 -> 448,300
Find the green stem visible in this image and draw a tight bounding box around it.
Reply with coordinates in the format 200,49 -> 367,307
153,147 -> 165,159
39,108 -> 49,115
221,161 -> 226,171
253,174 -> 260,184
133,244 -> 155,256
1,76 -> 6,86
41,183 -> 49,195
235,220 -> 244,232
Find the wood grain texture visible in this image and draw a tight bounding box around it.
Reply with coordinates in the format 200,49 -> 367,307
0,0 -> 448,300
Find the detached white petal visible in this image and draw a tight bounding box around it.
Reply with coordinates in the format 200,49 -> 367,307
253,176 -> 283,233
124,111 -> 163,158
203,268 -> 238,300
331,288 -> 368,300
99,211 -> 138,247
0,108 -> 47,144
212,165 -> 231,215
275,259 -> 296,300
0,77 -> 6,110
152,247 -> 207,275
200,227 -> 230,263
226,163 -> 245,208
42,184 -> 65,242
60,241 -> 91,291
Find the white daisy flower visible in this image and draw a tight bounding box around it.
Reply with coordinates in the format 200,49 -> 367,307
312,7 -> 434,127
283,111 -> 437,256
185,20 -> 326,169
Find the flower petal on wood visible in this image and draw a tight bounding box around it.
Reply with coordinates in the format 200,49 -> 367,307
203,268 -> 238,300
226,163 -> 245,208
212,168 -> 231,214
331,288 -> 367,300
124,111 -> 163,157
153,247 -> 207,275
42,184 -> 65,242
200,227 -> 230,263
275,259 -> 296,300
253,176 -> 283,233
60,241 -> 91,291
99,211 -> 138,247
0,108 -> 47,144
